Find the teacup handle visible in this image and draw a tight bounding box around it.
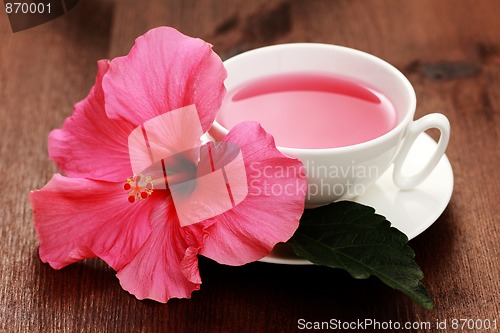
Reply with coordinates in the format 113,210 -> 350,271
393,113 -> 450,190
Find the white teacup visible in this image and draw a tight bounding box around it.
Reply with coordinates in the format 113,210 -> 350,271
210,44 -> 450,207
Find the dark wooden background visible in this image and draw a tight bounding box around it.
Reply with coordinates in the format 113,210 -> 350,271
1,0 -> 498,332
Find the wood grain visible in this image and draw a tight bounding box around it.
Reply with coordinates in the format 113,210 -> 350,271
1,0 -> 498,332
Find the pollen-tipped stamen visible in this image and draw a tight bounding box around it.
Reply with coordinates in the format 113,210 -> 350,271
124,174 -> 154,203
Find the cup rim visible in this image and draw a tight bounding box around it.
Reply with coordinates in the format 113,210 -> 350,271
211,43 -> 417,154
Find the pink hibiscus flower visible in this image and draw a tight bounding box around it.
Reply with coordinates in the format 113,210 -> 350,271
30,27 -> 306,302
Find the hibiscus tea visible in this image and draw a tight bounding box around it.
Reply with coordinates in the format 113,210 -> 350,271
216,72 -> 398,149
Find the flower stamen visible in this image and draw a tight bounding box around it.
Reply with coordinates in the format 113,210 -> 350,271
124,174 -> 154,203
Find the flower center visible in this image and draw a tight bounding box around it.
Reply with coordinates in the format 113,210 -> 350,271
123,174 -> 154,203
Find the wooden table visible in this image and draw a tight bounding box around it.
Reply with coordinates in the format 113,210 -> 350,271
1,0 -> 498,332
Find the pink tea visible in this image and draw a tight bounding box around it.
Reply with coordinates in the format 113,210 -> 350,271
216,72 -> 398,149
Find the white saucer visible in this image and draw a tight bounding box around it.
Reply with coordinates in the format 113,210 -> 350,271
259,133 -> 454,265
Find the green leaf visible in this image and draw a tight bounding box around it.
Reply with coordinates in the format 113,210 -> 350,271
287,201 -> 433,309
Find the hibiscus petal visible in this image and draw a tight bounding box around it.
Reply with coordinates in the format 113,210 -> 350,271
103,26 -> 226,132
128,105 -> 203,176
117,199 -> 206,302
170,141 -> 248,227
200,122 -> 307,265
48,60 -> 135,182
30,174 -> 164,271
